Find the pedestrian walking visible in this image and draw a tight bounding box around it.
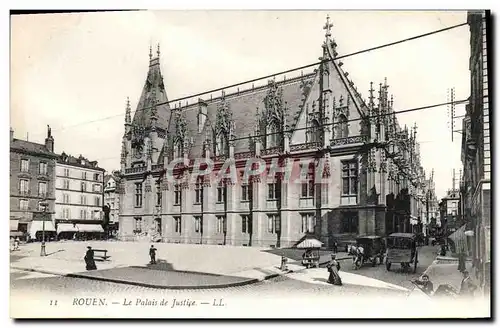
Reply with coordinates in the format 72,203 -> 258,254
13,237 -> 20,251
84,246 -> 97,270
458,248 -> 466,273
332,240 -> 338,254
149,245 -> 157,264
460,271 -> 477,297
326,254 -> 342,286
440,244 -> 447,256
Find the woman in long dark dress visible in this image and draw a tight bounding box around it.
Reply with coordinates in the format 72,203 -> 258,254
84,246 -> 97,270
326,254 -> 342,286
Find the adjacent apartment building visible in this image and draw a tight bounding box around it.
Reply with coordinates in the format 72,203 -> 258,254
10,126 -> 58,240
54,152 -> 106,237
118,16 -> 428,247
439,188 -> 461,235
461,10 -> 491,296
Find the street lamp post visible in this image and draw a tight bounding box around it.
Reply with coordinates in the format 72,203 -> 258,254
39,200 -> 48,257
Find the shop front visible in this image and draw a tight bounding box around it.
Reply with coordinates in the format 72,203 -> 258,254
28,220 -> 57,242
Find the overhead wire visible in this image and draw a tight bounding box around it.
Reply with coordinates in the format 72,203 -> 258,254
33,21 -> 469,135
84,98 -> 468,163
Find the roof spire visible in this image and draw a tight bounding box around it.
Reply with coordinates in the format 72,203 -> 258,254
368,82 -> 375,109
323,14 -> 333,40
254,107 -> 261,135
125,97 -> 131,125
383,77 -> 389,108
157,43 -> 160,58
149,44 -> 153,61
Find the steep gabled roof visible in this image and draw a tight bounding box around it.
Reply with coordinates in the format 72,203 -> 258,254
168,74 -> 315,158
326,41 -> 367,119
131,53 -> 171,131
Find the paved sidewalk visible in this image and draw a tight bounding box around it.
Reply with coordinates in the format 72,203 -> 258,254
11,241 -> 283,275
10,241 -> 350,289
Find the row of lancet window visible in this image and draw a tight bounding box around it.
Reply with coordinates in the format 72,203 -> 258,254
172,114 -> 349,158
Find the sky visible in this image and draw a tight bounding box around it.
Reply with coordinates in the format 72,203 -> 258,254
10,10 -> 471,199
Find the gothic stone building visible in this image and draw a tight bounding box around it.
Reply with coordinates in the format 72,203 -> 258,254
118,17 -> 425,248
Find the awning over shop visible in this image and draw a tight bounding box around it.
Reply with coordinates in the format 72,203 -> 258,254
57,223 -> 78,234
77,224 -> 104,233
29,220 -> 56,236
296,238 -> 323,249
10,220 -> 19,231
10,231 -> 23,237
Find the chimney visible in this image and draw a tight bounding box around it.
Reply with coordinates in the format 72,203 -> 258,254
10,127 -> 13,142
45,125 -> 54,152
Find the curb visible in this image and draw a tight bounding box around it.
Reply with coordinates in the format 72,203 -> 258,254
11,256 -> 352,290
11,266 -> 259,290
11,266 -> 69,277
66,273 -> 261,290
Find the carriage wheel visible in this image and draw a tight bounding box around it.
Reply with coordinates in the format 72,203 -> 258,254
386,262 -> 391,271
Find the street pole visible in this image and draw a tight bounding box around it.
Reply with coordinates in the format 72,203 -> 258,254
40,201 -> 48,257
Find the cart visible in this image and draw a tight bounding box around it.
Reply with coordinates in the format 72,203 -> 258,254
296,238 -> 323,268
385,232 -> 418,273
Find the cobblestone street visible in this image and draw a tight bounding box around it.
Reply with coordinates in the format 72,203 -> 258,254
10,246 -> 438,298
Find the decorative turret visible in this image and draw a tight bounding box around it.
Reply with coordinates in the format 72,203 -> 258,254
120,138 -> 127,173
125,97 -> 131,129
367,82 -> 377,141
252,107 -> 262,156
368,82 -> 375,114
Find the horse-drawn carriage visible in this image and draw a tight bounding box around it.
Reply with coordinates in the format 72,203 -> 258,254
350,235 -> 385,270
385,232 -> 418,273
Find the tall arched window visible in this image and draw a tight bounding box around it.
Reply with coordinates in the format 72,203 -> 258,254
215,133 -> 226,156
336,115 -> 348,138
309,119 -> 321,143
267,123 -> 279,148
175,143 -> 183,158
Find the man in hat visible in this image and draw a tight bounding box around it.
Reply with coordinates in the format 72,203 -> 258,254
460,271 -> 477,297
149,245 -> 157,265
412,274 -> 434,296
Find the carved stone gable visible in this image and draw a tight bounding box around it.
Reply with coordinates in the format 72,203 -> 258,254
215,93 -> 232,134
131,125 -> 146,151
174,112 -> 188,146
263,80 -> 285,127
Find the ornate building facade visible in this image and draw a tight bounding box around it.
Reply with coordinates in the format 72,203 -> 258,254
118,17 -> 427,247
